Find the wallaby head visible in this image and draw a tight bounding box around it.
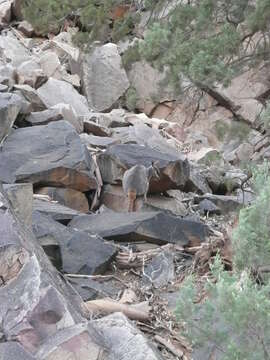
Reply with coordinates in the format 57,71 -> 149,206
147,161 -> 160,180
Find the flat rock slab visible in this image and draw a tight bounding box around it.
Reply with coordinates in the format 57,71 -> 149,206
97,144 -> 190,193
195,194 -> 243,214
92,312 -> 164,360
0,92 -> 22,144
69,211 -> 208,246
33,198 -> 80,224
32,211 -> 117,275
36,187 -> 89,213
0,120 -> 97,191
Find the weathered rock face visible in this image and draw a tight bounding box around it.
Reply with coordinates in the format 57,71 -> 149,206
26,103 -> 84,133
3,183 -> 33,227
0,92 -> 22,144
80,133 -> 120,149
92,312 -> 164,360
97,144 -> 190,193
0,31 -> 31,66
36,187 -> 89,213
0,188 -> 85,355
69,210 -> 208,246
32,211 -> 117,275
0,121 -> 97,191
82,43 -> 130,112
14,84 -> 46,112
0,0 -> 12,24
37,78 -> 90,116
0,342 -> 35,360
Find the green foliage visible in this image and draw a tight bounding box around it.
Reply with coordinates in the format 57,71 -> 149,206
122,41 -> 141,70
22,0 -> 136,43
176,256 -> 270,360
140,0 -> 270,88
261,102 -> 270,132
125,87 -> 138,111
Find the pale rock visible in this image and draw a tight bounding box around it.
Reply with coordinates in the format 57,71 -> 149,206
39,51 -> 61,78
82,43 -> 130,112
17,20 -> 34,37
0,92 -> 21,144
0,0 -> 12,24
0,31 -> 31,66
14,84 -> 46,111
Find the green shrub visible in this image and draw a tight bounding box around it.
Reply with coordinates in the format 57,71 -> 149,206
125,87 -> 138,111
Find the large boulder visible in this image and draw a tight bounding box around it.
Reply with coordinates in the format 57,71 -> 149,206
0,187 -> 85,356
97,144 -> 190,193
82,43 -> 130,112
0,31 -> 31,66
0,92 -> 22,144
32,211 -> 117,275
0,121 -> 97,191
37,78 -> 90,116
0,0 -> 12,24
69,210 -> 209,247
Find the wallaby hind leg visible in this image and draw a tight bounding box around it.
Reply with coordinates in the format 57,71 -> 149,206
127,190 -> 136,212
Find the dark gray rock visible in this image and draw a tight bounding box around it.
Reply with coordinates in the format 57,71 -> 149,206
0,92 -> 22,144
0,187 -> 85,355
0,342 -> 35,360
0,121 -> 97,191
184,165 -> 212,194
33,198 -> 80,224
195,194 -> 242,214
32,211 -> 117,275
84,119 -> 112,137
92,312 -> 164,360
80,133 -> 120,149
69,210 -> 209,246
199,199 -> 221,215
97,144 -> 190,193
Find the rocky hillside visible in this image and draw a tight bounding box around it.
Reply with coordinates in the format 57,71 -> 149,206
0,1 -> 268,360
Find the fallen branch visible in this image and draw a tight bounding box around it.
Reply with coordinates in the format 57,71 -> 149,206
85,298 -> 150,322
154,335 -> 184,359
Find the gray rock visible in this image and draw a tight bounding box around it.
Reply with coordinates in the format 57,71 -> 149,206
17,20 -> 34,37
82,43 -> 130,112
80,133 -> 120,149
37,77 -> 90,116
36,187 -> 89,213
14,84 -> 46,112
0,31 -> 31,66
97,144 -> 190,193
143,250 -> 175,288
92,312 -> 164,360
0,188 -> 85,355
88,109 -> 128,128
16,58 -> 46,88
199,199 -> 221,215
26,103 -> 84,133
32,211 -> 117,275
3,183 -> 33,228
184,165 -> 213,194
195,194 -> 242,214
69,210 -> 208,247
0,83 -> 8,92
0,342 -> 35,360
0,0 -> 12,24
0,121 -> 97,191
33,198 -> 80,224
0,92 -> 21,144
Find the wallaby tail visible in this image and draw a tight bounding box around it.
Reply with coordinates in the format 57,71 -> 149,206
127,190 -> 136,212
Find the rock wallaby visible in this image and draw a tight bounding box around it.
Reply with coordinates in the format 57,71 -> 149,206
122,162 -> 160,212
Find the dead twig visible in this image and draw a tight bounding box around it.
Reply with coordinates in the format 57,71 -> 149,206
155,335 -> 184,359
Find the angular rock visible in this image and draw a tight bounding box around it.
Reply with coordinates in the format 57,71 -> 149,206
16,58 -> 46,88
82,43 -> 130,112
69,210 -> 208,247
3,183 -> 33,227
0,63 -> 16,87
80,133 -> 120,149
199,199 -> 221,216
101,184 -> 187,216
0,188 -> 85,355
36,187 -> 89,213
39,50 -> 61,78
14,84 -> 46,112
195,194 -> 242,214
84,119 -> 112,137
0,31 -> 31,66
0,121 -> 97,191
37,78 -> 90,116
0,342 -> 35,360
97,144 -> 190,193
36,323 -> 105,360
92,312 -> 164,360
33,198 -> 80,224
17,20 -> 34,37
184,165 -> 212,195
0,92 -> 21,144
32,211 -> 117,275
26,103 -> 84,133
143,250 -> 175,288
88,109 -> 128,128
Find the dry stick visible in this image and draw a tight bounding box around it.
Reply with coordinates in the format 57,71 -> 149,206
85,299 -> 150,322
65,274 -> 128,287
154,335 -> 184,359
